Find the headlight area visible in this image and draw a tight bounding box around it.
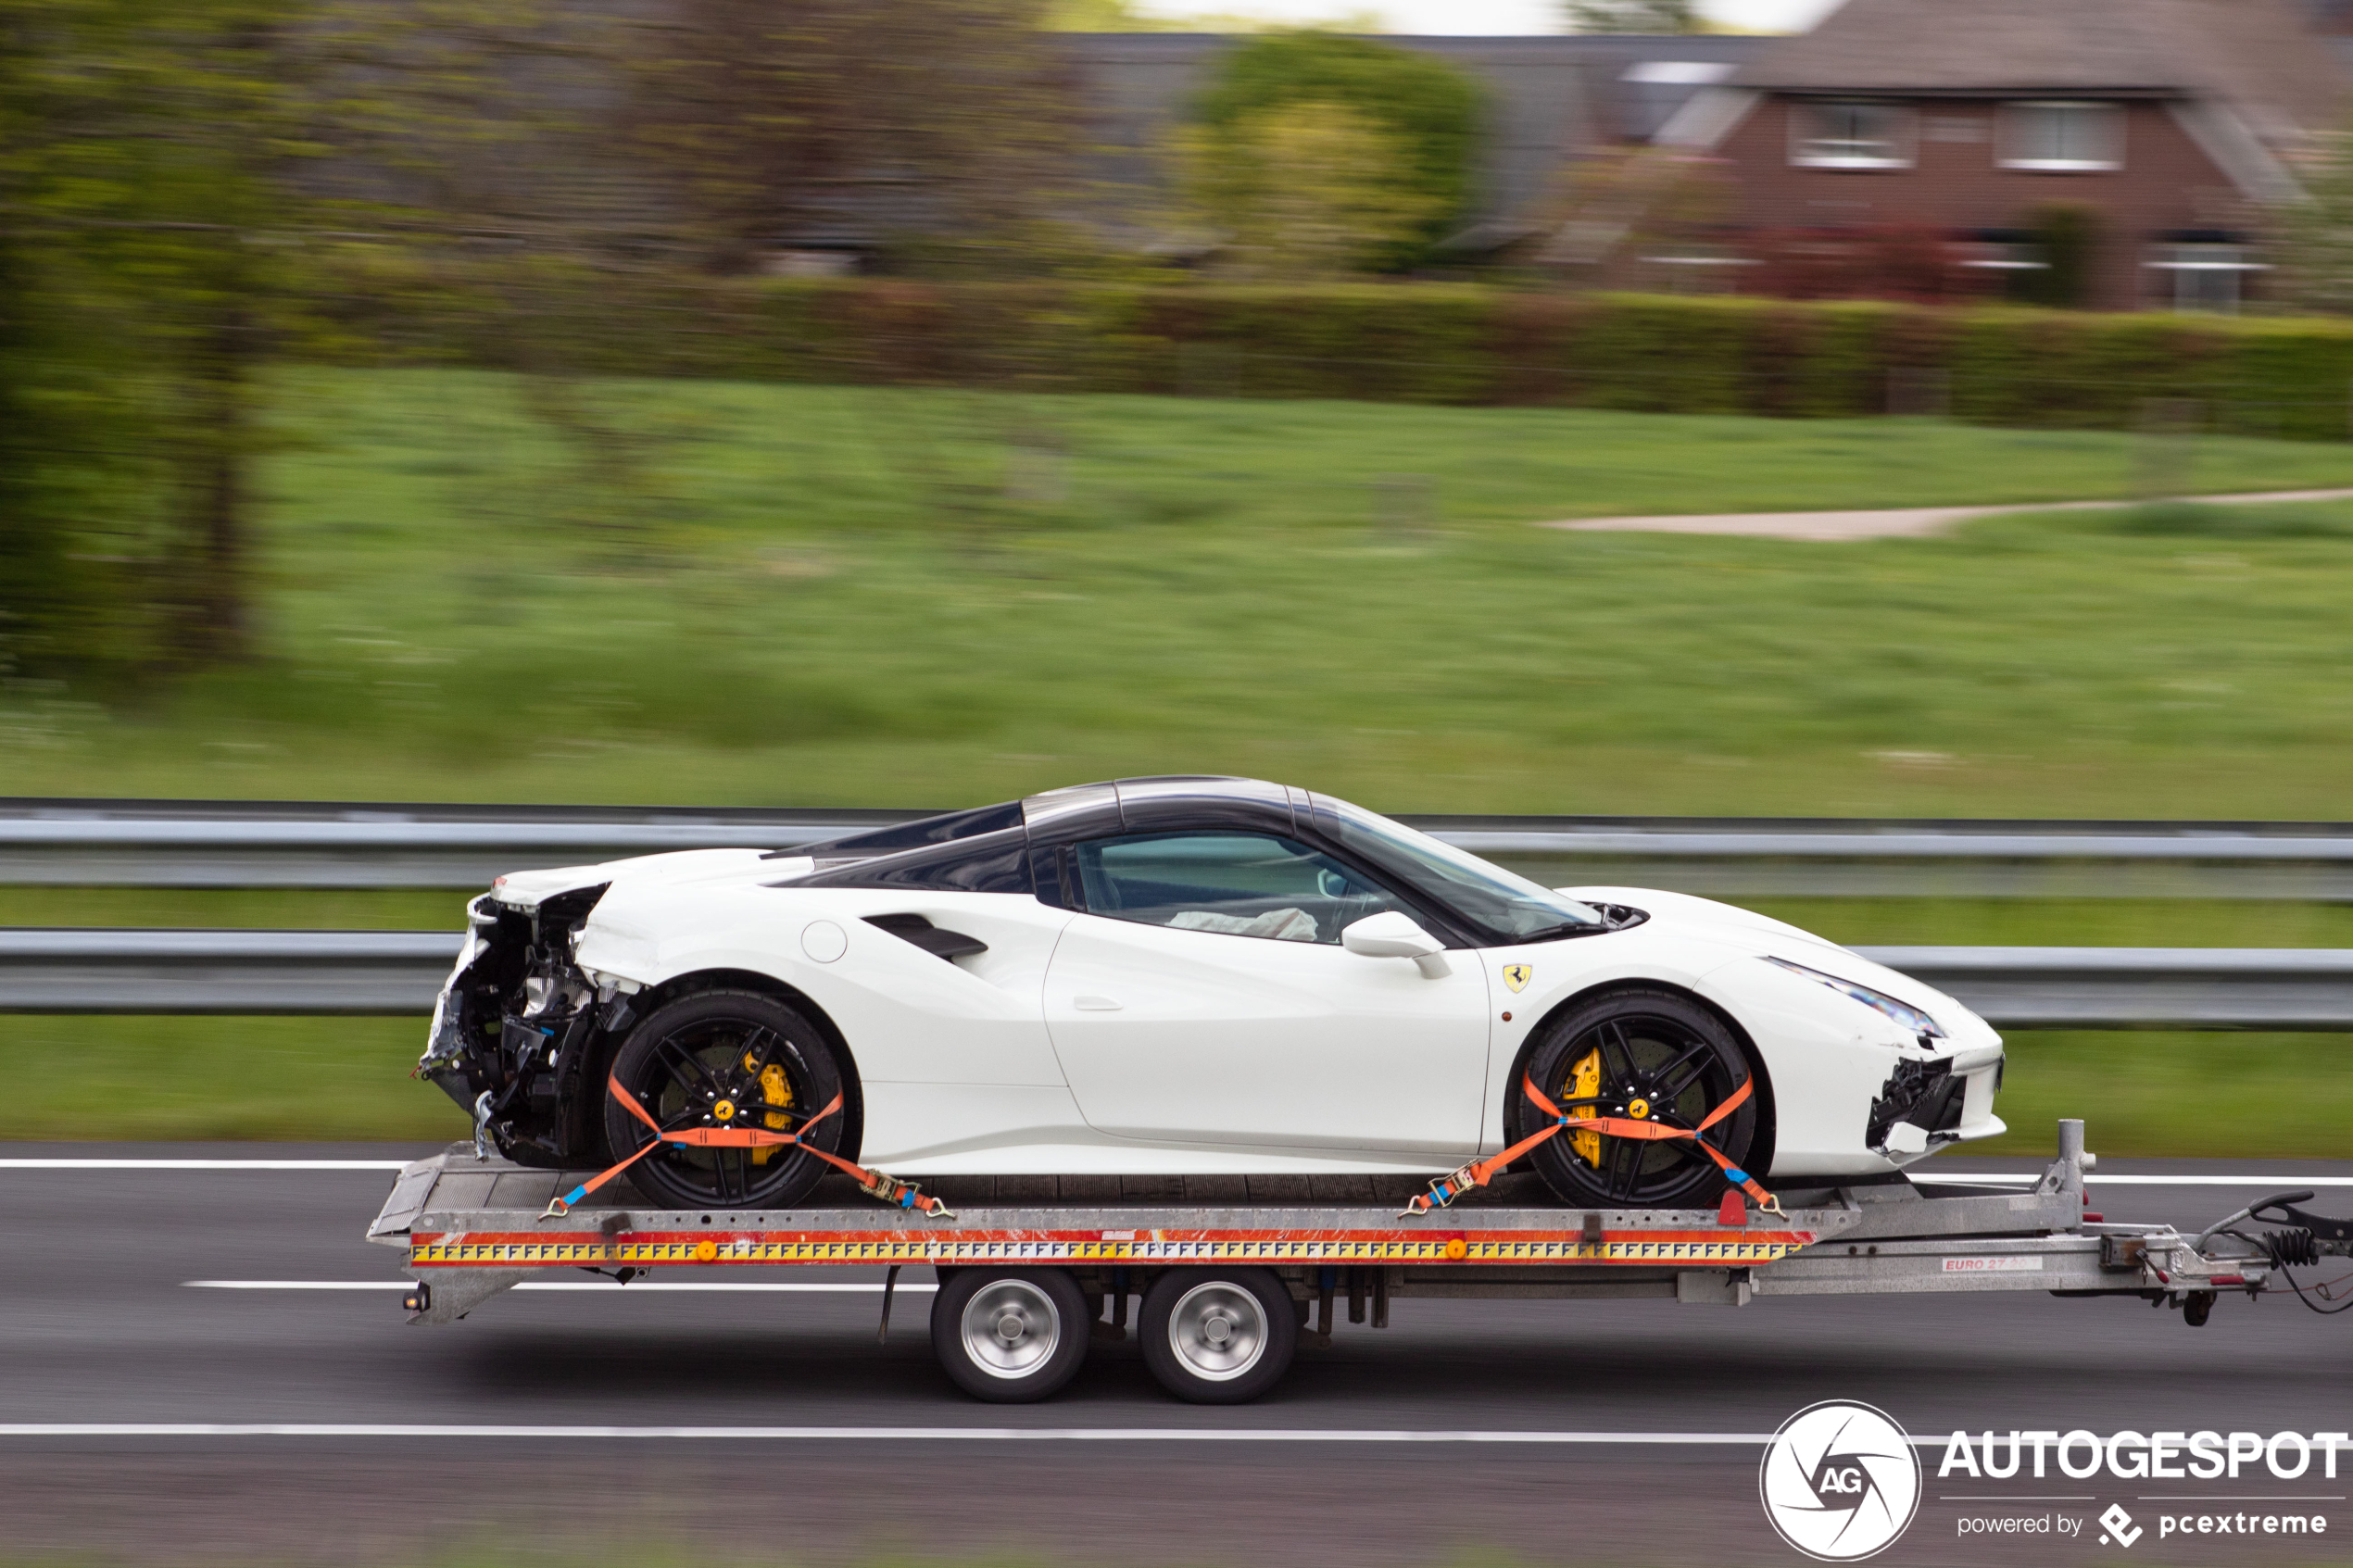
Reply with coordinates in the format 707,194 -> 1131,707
1764,955 -> 1944,1046
415,882 -> 615,1168
1759,954 -> 1993,1160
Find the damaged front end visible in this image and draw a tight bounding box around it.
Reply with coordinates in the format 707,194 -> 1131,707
417,881 -> 631,1168
1867,1056 -> 1970,1160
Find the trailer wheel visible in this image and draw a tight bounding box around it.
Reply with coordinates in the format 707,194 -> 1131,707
1139,1267 -> 1296,1404
931,1268 -> 1089,1403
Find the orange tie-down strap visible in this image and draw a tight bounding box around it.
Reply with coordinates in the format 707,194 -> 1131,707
1403,1073 -> 1781,1219
539,1076 -> 955,1221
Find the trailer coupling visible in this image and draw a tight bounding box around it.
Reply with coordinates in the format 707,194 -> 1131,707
2183,1190 -> 2353,1321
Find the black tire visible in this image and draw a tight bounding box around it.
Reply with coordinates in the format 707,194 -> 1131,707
1139,1267 -> 1297,1404
1512,987 -> 1762,1210
930,1268 -> 1091,1402
601,989 -> 849,1210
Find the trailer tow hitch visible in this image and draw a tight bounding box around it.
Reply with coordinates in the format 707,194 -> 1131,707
2191,1190 -> 2353,1317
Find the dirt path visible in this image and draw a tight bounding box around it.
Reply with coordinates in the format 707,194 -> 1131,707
1543,486 -> 2353,542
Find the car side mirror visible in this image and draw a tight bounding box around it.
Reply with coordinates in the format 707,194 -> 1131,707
1341,911 -> 1451,978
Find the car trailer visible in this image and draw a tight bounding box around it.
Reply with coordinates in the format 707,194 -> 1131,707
365,1120 -> 2350,1404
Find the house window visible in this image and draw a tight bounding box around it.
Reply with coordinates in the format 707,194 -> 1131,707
1791,102 -> 1917,169
2147,244 -> 2264,313
1998,102 -> 2125,171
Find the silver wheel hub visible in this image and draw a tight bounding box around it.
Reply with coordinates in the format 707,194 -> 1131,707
961,1280 -> 1061,1379
1167,1281 -> 1268,1382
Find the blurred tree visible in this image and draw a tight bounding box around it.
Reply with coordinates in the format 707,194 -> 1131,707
1565,0 -> 1703,32
626,0 -> 1076,276
0,0 -> 303,673
1181,99 -> 1444,277
2279,129 -> 2353,313
1186,31 -> 1481,271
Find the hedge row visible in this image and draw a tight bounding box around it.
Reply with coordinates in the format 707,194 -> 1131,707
336,270 -> 2353,440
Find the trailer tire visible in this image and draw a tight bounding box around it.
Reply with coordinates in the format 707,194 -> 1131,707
1139,1267 -> 1296,1404
930,1267 -> 1090,1403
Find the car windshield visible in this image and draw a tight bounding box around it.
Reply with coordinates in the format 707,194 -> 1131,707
1314,797 -> 1604,946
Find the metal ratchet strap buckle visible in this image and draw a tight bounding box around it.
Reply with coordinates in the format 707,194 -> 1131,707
860,1168 -> 956,1221
1402,1162 -> 1482,1218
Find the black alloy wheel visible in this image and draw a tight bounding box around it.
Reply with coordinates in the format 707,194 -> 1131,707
1513,987 -> 1761,1210
601,989 -> 849,1210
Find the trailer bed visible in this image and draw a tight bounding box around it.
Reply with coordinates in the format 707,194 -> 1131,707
367,1121 -> 2234,1327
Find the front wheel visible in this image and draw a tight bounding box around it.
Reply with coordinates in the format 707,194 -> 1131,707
1513,988 -> 1761,1210
601,989 -> 849,1210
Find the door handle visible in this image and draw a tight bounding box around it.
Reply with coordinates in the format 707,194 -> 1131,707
1072,995 -> 1124,1011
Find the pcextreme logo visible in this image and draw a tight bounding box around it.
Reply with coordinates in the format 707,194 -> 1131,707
1760,1400 -> 1924,1561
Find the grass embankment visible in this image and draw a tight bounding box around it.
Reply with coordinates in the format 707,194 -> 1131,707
6,370 -> 2353,1152
6,368 -> 2353,815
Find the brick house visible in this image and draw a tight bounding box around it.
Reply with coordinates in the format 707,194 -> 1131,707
1657,0 -> 2347,309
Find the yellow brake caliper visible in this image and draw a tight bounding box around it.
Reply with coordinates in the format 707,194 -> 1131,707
1566,1047 -> 1603,1168
747,1055 -> 795,1164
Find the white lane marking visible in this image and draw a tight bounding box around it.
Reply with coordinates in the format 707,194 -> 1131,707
0,1424 -> 1777,1444
183,1280 -> 937,1293
0,1160 -> 410,1170
1941,1174 -> 2353,1186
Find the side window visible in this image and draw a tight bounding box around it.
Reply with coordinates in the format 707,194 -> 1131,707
1073,833 -> 1406,944
1790,101 -> 1916,169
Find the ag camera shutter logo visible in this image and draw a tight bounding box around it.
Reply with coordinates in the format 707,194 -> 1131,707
1760,1400 -> 1923,1561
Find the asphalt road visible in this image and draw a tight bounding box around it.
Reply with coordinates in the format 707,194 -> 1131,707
6,1144 -> 2353,1567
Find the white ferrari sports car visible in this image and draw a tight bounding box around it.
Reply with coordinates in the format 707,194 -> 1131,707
420,777 -> 2007,1213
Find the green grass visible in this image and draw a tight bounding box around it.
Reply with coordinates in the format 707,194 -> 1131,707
1739,898 -> 2353,948
6,1016 -> 464,1141
1969,1031 -> 2353,1159
0,887 -> 471,928
7,368 -> 2353,817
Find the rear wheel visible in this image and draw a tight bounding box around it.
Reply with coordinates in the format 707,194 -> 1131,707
601,989 -> 848,1210
1139,1267 -> 1297,1404
1515,988 -> 1760,1210
931,1268 -> 1091,1402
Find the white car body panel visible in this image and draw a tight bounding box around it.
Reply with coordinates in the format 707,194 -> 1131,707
434,789 -> 2007,1185
1042,911 -> 1492,1156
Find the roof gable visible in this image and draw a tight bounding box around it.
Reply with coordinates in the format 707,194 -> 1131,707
1732,0 -> 2344,137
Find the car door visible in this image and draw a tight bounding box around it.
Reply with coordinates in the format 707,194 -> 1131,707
1041,829 -> 1491,1156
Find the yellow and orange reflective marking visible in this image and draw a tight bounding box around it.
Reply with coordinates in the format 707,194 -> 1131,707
409,1225 -> 1817,1271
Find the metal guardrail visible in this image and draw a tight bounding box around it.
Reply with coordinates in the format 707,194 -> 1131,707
0,929 -> 463,1013
7,798 -> 2353,897
4,929 -> 2347,1027
1862,947 -> 2353,1030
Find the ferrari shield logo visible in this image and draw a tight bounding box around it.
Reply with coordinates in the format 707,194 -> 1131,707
1502,963 -> 1531,993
